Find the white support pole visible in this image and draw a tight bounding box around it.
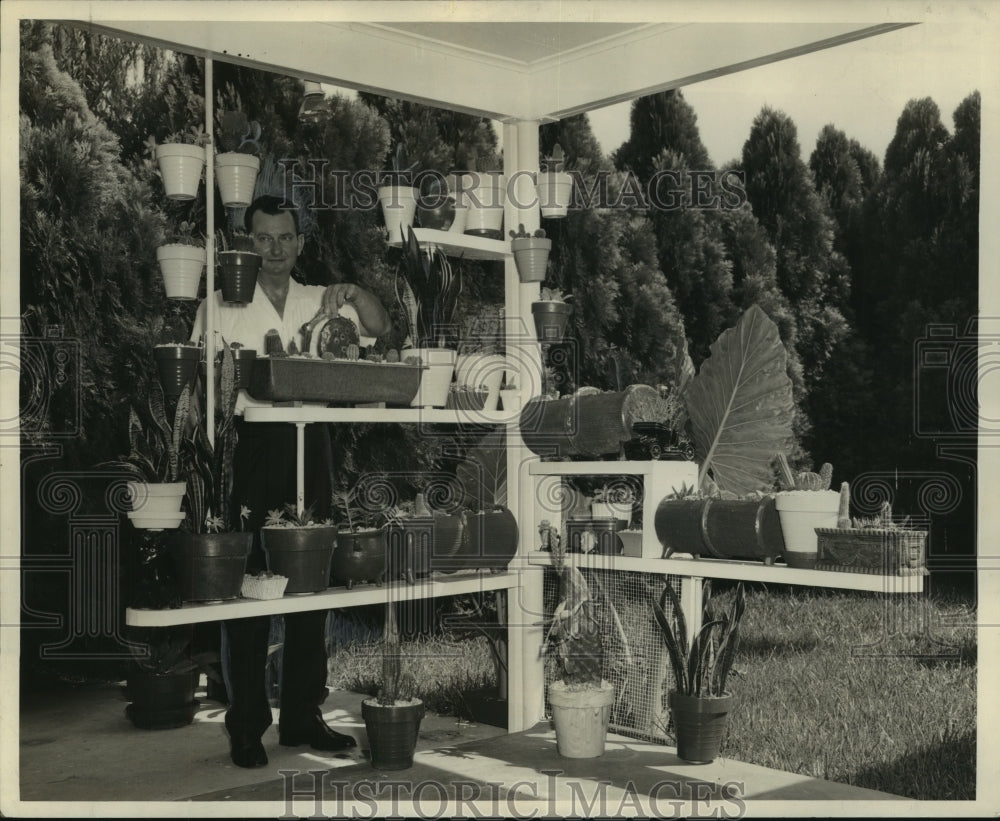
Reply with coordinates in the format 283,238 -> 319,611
296,423 -> 306,517
680,575 -> 704,647
204,58 -> 215,447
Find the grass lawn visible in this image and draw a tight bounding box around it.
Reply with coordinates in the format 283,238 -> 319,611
327,584 -> 976,801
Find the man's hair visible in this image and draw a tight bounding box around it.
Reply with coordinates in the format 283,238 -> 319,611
244,195 -> 301,235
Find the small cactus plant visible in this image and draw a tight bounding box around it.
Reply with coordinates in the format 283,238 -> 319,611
509,223 -> 546,240
776,453 -> 833,492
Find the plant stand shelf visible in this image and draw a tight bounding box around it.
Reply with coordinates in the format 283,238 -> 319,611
386,228 -> 510,261
126,569 -> 521,627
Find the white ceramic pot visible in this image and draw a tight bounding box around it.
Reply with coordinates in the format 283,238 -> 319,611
215,152 -> 260,207
408,347 -> 456,408
155,143 -> 205,200
455,353 -> 505,410
775,490 -> 840,568
499,388 -> 521,414
378,186 -> 418,245
126,481 -> 187,529
461,173 -> 505,238
548,679 -> 615,759
591,501 -> 632,527
156,244 -> 205,300
536,170 -> 574,218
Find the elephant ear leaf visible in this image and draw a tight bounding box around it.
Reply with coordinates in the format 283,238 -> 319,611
683,305 -> 794,496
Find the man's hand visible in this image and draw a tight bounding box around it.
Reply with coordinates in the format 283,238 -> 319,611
322,283 -> 391,337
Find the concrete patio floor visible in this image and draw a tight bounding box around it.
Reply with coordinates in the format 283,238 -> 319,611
16,676 -> 911,816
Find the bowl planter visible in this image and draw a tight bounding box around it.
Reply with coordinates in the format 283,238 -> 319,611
126,669 -> 199,730
153,344 -> 201,398
454,508 -> 519,571
531,300 -> 572,342
214,152 -> 260,207
462,172 -> 505,238
669,691 -> 736,764
169,530 -> 251,602
260,525 -> 337,594
155,143 -> 205,200
378,185 -> 419,245
217,250 -> 261,303
775,490 -> 840,568
156,244 -> 205,300
548,679 -> 615,758
407,347 -> 456,409
330,528 -> 386,588
362,697 -> 426,770
511,236 -> 552,282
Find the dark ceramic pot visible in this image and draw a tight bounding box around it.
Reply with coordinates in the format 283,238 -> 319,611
453,508 -> 519,571
217,250 -> 261,303
531,300 -> 572,342
330,528 -> 386,588
669,691 -> 735,764
126,669 -> 198,730
260,525 -> 336,594
153,345 -> 200,398
362,698 -> 426,771
169,530 -> 251,602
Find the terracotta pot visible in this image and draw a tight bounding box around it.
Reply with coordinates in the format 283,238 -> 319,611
775,490 -> 840,568
511,237 -> 552,283
531,300 -> 572,342
362,697 -> 425,770
169,531 -> 250,602
669,691 -> 735,764
153,344 -> 200,397
260,525 -> 336,594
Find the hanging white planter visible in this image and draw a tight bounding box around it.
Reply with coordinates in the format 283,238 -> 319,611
156,244 -> 205,300
125,481 -> 187,530
155,143 -> 206,201
378,186 -> 418,245
462,172 -> 505,238
455,352 -> 505,411
215,153 -> 260,207
536,170 -> 574,218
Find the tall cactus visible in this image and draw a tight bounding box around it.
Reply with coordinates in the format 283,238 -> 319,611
378,603 -> 402,706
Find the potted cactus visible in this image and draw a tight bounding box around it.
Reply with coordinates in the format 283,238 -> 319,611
378,143 -> 420,244
214,109 -> 262,207
215,229 -> 261,304
773,455 -> 838,568
150,126 -> 207,201
156,220 -> 206,301
531,287 -> 573,342
536,143 -> 574,218
510,223 -> 551,283
260,503 -> 337,594
362,602 -> 425,770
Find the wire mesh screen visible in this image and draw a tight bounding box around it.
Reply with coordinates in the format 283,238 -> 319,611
542,567 -> 683,742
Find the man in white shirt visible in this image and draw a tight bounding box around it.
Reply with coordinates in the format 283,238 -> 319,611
191,195 -> 389,768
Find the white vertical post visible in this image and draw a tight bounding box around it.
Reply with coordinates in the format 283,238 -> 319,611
680,575 -> 704,647
296,423 -> 306,517
204,58 -> 215,447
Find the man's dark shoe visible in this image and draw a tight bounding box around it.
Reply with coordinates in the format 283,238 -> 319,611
229,733 -> 268,768
279,713 -> 357,751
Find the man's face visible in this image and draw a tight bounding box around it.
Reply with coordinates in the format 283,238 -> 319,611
250,210 -> 304,281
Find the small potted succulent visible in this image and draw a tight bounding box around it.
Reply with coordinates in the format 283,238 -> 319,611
531,287 -> 573,342
215,229 -> 261,304
509,223 -> 551,283
536,143 -> 574,218
329,484 -> 387,589
653,580 -> 746,764
214,109 -> 262,207
774,455 -> 838,568
378,142 -> 420,245
260,503 -> 337,594
156,220 -> 206,301
149,126 -> 207,201
542,537 -> 615,758
362,602 -> 425,770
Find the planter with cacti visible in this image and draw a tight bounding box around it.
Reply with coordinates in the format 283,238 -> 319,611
214,111 -> 261,207
536,143 -> 573,218
510,224 -> 551,283
531,287 -> 573,342
774,456 -> 839,568
260,504 -> 337,594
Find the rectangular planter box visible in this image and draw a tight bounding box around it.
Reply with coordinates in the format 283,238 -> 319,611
248,357 -> 424,405
816,527 -> 927,573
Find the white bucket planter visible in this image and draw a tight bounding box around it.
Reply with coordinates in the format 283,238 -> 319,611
378,186 -> 418,245
155,143 -> 205,200
592,501 -> 632,527
548,679 -> 615,759
455,353 -> 505,411
215,153 -> 260,207
126,481 -> 186,530
408,347 -> 456,409
156,244 -> 205,300
499,388 -> 522,414
462,173 -> 505,238
449,204 -> 469,235
775,490 -> 840,568
536,170 -> 574,218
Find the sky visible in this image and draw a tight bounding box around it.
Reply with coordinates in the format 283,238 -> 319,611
585,21 -> 986,167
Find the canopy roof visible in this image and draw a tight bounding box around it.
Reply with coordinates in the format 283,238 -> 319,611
86,12 -> 912,122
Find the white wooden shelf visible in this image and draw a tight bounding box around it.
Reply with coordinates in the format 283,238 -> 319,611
388,228 -> 510,261
126,570 -> 520,627
526,551 -> 925,594
244,405 -> 519,425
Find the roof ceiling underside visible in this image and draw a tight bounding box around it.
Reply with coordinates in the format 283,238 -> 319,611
84,19 -> 912,122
